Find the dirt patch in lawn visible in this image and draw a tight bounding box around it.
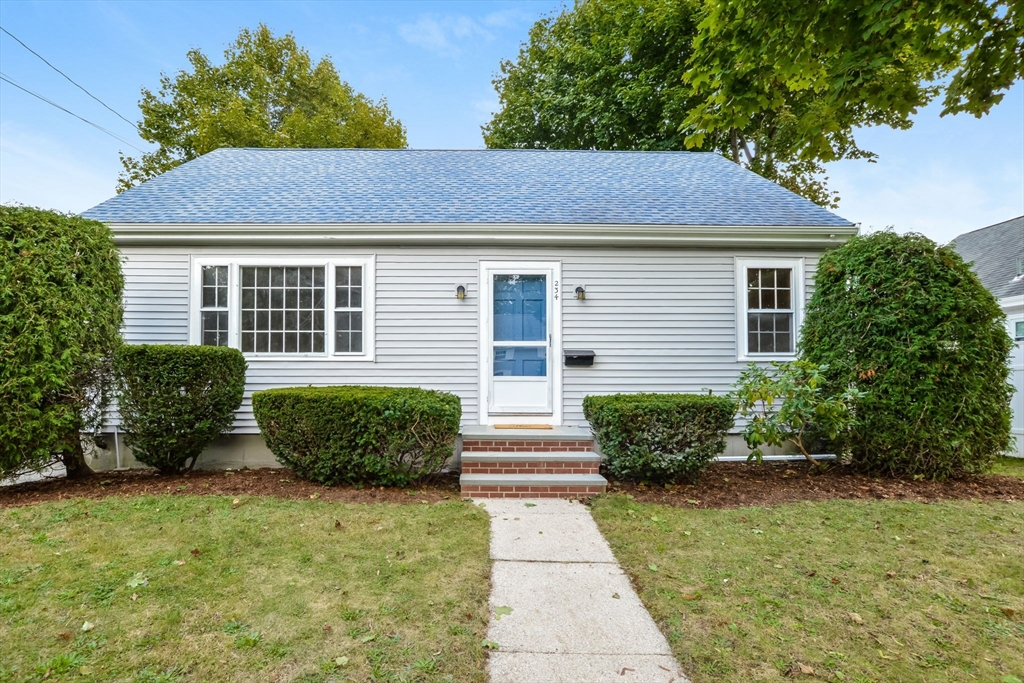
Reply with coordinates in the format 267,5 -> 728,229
608,460 -> 1024,509
0,467 -> 461,508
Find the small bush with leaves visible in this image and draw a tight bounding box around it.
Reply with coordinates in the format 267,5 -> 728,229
114,345 -> 247,473
733,360 -> 863,470
583,393 -> 735,483
252,386 -> 461,486
801,231 -> 1013,479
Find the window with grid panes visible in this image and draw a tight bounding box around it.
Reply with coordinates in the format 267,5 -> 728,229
334,266 -> 363,353
240,266 -> 325,353
746,268 -> 794,354
200,265 -> 229,346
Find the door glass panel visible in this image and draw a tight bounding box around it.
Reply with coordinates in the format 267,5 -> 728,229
494,274 -> 546,341
493,347 -> 547,377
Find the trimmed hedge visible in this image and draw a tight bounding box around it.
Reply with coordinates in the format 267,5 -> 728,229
801,231 -> 1013,479
114,345 -> 247,474
583,393 -> 735,483
252,386 -> 461,486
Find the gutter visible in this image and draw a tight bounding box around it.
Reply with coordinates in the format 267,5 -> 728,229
104,222 -> 859,249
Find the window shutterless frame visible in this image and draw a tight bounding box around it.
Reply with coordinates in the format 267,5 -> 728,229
734,257 -> 804,361
189,256 -> 375,360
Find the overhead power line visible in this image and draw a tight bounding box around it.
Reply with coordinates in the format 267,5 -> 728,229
0,72 -> 145,152
0,25 -> 140,132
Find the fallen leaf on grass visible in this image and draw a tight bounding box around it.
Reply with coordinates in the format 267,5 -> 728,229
190,548 -> 201,556
648,564 -> 658,572
681,594 -> 702,601
334,656 -> 349,667
81,621 -> 94,632
360,634 -> 376,643
57,633 -> 71,640
805,571 -> 817,577
481,639 -> 500,650
175,560 -> 186,566
130,593 -> 138,601
1001,607 -> 1016,618
848,612 -> 864,624
335,520 -> 342,530
886,571 -> 897,579
831,577 -> 841,584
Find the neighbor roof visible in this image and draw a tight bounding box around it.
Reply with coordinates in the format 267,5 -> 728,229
951,216 -> 1024,301
83,148 -> 853,227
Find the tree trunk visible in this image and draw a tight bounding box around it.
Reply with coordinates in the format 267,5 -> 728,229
61,431 -> 93,479
729,129 -> 740,164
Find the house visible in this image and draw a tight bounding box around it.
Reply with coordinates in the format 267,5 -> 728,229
951,216 -> 1024,457
82,148 -> 857,496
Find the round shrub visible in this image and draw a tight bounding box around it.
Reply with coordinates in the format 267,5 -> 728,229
801,231 -> 1013,479
252,386 -> 461,486
583,393 -> 735,483
114,345 -> 247,474
1,206 -> 124,479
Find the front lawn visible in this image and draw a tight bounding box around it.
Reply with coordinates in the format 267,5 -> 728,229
591,495 -> 1024,682
0,496 -> 491,683
994,457 -> 1024,479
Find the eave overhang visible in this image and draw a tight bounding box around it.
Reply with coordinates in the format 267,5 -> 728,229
107,222 -> 859,248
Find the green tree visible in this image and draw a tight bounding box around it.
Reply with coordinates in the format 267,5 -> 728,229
1,206 -> 124,479
683,0 -> 1022,163
484,0 -> 895,206
118,24 -> 406,192
800,232 -> 1013,479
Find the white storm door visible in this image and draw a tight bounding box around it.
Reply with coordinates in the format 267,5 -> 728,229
485,267 -> 555,416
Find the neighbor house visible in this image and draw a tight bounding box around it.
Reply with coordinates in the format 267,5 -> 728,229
952,216 -> 1024,457
82,149 -> 857,495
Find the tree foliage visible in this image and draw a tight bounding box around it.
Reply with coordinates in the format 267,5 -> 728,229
733,361 -> 863,470
1,206 -> 124,479
684,0 -> 1022,163
118,24 -> 407,192
486,0 -> 1021,208
800,232 -> 1013,479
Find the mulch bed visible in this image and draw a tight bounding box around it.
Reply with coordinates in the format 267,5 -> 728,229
2,462 -> 1022,510
0,468 -> 462,509
608,461 -> 1024,508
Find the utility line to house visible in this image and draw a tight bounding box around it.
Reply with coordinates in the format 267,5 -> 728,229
0,25 -> 140,132
0,72 -> 145,152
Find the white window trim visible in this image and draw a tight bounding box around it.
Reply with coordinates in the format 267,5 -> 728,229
735,257 -> 804,361
189,255 -> 375,361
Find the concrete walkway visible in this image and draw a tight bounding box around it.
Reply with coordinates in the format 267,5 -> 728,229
477,499 -> 689,683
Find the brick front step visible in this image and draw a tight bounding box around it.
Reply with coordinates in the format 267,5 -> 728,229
461,452 -> 601,476
459,473 -> 607,499
462,439 -> 595,453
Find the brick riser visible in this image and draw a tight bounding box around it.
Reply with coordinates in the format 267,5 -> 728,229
462,484 -> 606,499
462,439 -> 595,453
462,461 -> 600,475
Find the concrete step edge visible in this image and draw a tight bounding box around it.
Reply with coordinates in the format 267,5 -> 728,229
461,452 -> 600,463
460,473 -> 607,486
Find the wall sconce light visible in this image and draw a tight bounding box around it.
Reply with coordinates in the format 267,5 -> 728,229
456,285 -> 466,300
575,286 -> 586,301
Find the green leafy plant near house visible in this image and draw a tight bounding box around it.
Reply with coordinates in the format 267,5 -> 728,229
583,393 -> 735,483
800,231 -> 1013,479
1,206 -> 124,479
732,360 -> 863,470
114,345 -> 247,474
252,386 -> 461,486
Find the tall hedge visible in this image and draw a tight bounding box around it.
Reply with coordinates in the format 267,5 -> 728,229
1,206 -> 124,479
801,231 -> 1013,479
114,345 -> 247,473
583,393 -> 735,483
252,386 -> 461,486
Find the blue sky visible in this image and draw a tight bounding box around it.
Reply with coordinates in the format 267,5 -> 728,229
1,0 -> 1021,244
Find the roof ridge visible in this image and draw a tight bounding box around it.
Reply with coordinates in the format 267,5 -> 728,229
951,215 -> 1024,241
209,147 -> 721,155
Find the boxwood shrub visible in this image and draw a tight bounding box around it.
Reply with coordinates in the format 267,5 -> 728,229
583,393 -> 735,483
252,386 -> 461,486
114,345 -> 247,474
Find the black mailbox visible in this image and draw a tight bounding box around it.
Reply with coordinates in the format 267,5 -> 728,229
563,349 -> 596,367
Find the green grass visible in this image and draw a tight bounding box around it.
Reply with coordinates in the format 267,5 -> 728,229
591,495 -> 1024,683
993,457 -> 1024,478
0,496 -> 491,682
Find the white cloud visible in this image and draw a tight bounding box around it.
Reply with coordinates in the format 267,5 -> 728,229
397,15 -> 493,56
0,122 -> 117,213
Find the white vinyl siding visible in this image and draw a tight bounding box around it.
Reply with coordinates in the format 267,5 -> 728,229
117,246 -> 822,432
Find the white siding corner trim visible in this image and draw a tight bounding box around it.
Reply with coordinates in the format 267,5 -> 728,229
735,256 -> 805,362
189,255 -> 377,362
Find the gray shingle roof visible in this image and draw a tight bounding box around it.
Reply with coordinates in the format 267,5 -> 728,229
951,216 -> 1024,300
82,148 -> 852,227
